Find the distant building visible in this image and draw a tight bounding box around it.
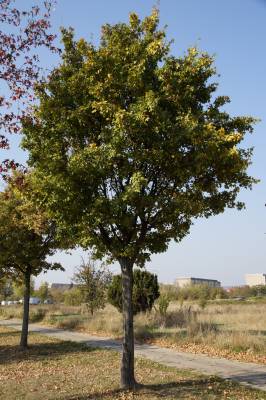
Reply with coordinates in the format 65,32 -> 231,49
245,274 -> 266,287
50,283 -> 75,292
175,277 -> 221,288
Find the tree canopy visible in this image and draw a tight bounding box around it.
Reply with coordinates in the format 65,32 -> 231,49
0,174 -> 63,347
23,10 -> 256,267
0,176 -> 61,279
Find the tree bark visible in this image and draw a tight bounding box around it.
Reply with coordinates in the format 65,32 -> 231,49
20,268 -> 31,348
120,258 -> 136,390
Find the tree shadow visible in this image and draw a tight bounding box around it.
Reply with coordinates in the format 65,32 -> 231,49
56,377 -> 226,400
0,330 -> 97,365
247,330 -> 266,337
0,330 -> 21,338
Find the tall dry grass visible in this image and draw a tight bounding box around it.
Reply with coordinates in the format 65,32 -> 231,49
1,300 -> 266,358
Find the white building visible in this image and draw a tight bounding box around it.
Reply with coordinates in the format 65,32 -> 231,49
245,274 -> 266,287
175,277 -> 221,288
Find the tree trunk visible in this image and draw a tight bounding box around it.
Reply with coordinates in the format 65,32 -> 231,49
119,258 -> 136,390
20,268 -> 31,348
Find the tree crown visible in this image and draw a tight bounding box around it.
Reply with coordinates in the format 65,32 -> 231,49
0,174 -> 63,277
22,10 -> 257,266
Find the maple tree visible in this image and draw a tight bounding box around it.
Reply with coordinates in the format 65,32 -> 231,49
0,0 -> 57,176
22,10 -> 256,388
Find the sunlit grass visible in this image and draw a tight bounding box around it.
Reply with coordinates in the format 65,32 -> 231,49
0,326 -> 265,400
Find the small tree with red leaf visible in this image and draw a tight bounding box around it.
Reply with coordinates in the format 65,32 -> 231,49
0,0 -> 57,177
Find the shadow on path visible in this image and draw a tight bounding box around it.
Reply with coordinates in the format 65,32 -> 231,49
230,372 -> 266,386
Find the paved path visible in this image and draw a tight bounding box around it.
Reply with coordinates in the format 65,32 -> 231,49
1,319 -> 266,392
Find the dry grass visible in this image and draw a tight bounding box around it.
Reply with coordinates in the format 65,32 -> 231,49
200,303 -> 266,332
134,302 -> 266,363
0,326 -> 265,400
50,302 -> 266,363
0,304 -> 81,322
1,300 -> 266,364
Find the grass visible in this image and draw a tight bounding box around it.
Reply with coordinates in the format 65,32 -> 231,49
0,326 -> 266,400
1,300 -> 266,364
41,302 -> 266,363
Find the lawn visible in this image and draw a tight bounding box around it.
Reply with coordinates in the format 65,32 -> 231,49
0,326 -> 266,400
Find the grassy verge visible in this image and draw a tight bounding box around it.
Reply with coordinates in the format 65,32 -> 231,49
0,326 -> 266,400
1,301 -> 266,365
42,303 -> 266,364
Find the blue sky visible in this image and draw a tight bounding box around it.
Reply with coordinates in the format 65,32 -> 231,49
2,0 -> 266,286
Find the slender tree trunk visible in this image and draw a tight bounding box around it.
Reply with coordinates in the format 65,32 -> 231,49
120,258 -> 136,390
20,268 -> 31,348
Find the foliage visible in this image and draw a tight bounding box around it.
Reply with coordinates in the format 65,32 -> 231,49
0,174 -> 63,280
108,269 -> 160,315
0,0 -> 57,176
36,281 -> 49,302
198,297 -> 208,310
12,278 -> 35,300
63,287 -> 84,306
157,294 -> 170,316
227,285 -> 266,298
159,284 -> 181,301
22,10 -> 256,267
0,173 -> 63,346
160,283 -> 266,303
174,285 -> 227,301
73,257 -> 112,314
160,283 -> 228,301
0,276 -> 13,300
49,288 -> 64,304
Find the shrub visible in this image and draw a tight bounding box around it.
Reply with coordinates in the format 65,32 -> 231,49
198,297 -> 207,310
29,307 -> 46,322
63,287 -> 84,306
35,282 -> 49,302
56,317 -> 82,330
73,258 -> 112,315
108,269 -> 160,315
159,283 -> 228,302
157,294 -> 170,316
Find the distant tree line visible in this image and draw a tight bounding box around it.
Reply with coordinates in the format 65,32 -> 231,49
160,283 -> 266,302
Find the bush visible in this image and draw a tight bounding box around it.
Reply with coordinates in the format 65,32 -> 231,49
157,294 -> 170,316
160,284 -> 228,302
63,287 -> 83,306
29,307 -> 46,322
56,317 -> 82,330
228,285 -> 266,298
73,258 -> 112,315
108,269 -> 160,315
159,284 -> 179,301
198,297 -> 207,310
